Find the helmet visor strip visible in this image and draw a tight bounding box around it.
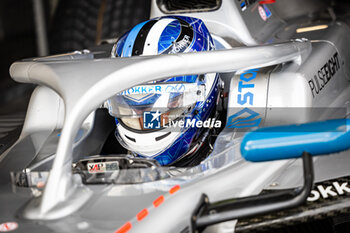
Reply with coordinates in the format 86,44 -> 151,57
107,82 -> 205,130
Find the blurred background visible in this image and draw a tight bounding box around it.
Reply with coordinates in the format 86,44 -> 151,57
0,0 -> 151,116
0,0 -> 151,149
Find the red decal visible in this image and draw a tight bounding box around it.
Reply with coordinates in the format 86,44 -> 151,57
115,222 -> 132,233
169,185 -> 180,194
89,164 -> 100,172
0,222 -> 18,232
153,195 -> 165,208
136,208 -> 148,221
259,0 -> 275,4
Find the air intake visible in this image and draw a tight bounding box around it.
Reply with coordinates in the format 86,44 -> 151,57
157,0 -> 221,13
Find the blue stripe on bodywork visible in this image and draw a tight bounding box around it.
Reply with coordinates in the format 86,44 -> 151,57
122,20 -> 149,57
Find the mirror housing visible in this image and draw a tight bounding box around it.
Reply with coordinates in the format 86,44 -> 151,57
241,119 -> 350,162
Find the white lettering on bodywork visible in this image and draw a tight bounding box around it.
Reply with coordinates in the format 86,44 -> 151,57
307,181 -> 350,202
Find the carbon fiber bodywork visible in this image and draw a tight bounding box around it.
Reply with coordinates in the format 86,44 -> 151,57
0,114 -> 24,155
236,176 -> 350,232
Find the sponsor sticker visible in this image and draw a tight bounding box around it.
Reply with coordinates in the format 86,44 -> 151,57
0,222 -> 18,232
226,108 -> 261,128
119,83 -> 186,96
308,52 -> 340,98
307,181 -> 350,202
258,5 -> 267,21
240,1 -> 247,11
87,161 -> 119,174
263,5 -> 272,18
171,35 -> 191,53
226,69 -> 262,129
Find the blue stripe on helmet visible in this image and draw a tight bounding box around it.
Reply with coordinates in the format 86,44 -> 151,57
122,20 -> 149,57
158,20 -> 181,54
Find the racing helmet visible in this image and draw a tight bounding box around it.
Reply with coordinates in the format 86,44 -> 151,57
107,16 -> 221,166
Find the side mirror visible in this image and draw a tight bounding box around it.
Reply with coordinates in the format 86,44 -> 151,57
241,119 -> 350,162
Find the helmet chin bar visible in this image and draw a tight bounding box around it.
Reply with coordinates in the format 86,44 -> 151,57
9,40 -> 311,219
116,123 -> 181,157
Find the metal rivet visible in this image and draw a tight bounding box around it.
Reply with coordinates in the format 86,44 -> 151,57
209,210 -> 216,215
269,182 -> 279,187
